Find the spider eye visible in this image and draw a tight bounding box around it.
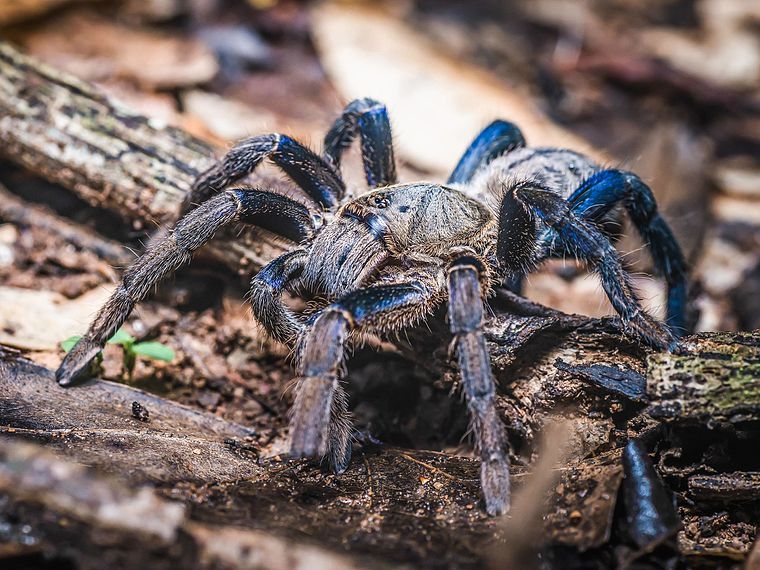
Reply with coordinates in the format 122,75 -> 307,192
370,195 -> 390,208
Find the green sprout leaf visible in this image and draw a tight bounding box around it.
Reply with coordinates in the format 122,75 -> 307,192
108,329 -> 135,346
131,341 -> 175,362
60,335 -> 82,353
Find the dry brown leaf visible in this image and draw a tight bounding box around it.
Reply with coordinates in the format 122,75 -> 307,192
17,10 -> 218,89
712,195 -> 760,226
0,0 -> 102,26
182,90 -> 280,142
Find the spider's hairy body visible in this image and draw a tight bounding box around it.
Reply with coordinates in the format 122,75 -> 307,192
300,183 -> 495,300
57,98 -> 690,517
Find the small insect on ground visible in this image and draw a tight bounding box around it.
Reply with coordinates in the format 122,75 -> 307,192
131,401 -> 150,423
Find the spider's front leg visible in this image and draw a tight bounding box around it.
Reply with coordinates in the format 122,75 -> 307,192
323,98 -> 397,189
289,280 -> 434,473
189,133 -> 344,212
249,249 -> 309,345
56,188 -> 315,386
498,180 -> 676,350
565,170 -> 689,335
447,254 -> 511,516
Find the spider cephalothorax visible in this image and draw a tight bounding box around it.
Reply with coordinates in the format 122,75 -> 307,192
57,98 -> 688,515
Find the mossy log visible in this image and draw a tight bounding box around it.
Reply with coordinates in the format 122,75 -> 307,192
647,332 -> 760,423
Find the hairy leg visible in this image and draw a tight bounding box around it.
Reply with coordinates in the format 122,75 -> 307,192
565,169 -> 689,334
448,255 -> 510,516
57,187 -> 314,386
323,98 -> 397,188
496,180 -> 675,350
290,280 -> 435,473
448,120 -> 526,185
189,134 -> 344,211
249,249 -> 308,345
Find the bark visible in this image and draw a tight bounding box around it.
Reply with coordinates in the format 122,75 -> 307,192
0,40 -> 290,274
647,332 -> 760,423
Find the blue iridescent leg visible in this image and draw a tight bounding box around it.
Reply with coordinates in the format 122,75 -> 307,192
495,180 -> 675,350
190,134 -> 344,211
566,169 -> 689,335
249,249 -> 308,346
323,98 -> 397,188
447,120 -> 526,184
289,280 -> 432,474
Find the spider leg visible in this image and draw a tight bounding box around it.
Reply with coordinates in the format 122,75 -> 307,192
249,249 -> 308,345
189,134 -> 344,212
323,98 -> 397,188
564,169 -> 689,335
496,181 -> 676,351
447,120 -> 526,184
290,280 -> 433,473
57,187 -> 315,386
448,255 -> 510,516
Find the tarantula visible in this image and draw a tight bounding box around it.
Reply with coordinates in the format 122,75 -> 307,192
57,98 -> 687,515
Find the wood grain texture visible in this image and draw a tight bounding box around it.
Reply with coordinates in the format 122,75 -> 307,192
0,40 -> 291,273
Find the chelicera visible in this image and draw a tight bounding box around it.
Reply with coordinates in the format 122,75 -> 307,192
57,98 -> 688,515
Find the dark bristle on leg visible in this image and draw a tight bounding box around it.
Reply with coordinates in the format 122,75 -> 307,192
323,98 -> 397,188
513,184 -> 676,351
448,257 -> 510,516
289,282 -> 430,472
567,169 -> 689,335
189,133 -> 344,211
56,188 -> 314,387
447,120 -> 526,184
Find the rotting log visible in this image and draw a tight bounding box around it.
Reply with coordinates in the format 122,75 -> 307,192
1,328 -> 759,566
0,40 -> 290,273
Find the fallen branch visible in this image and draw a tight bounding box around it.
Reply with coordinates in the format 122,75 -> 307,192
0,40 -> 290,273
0,438 -> 378,570
647,332 -> 760,423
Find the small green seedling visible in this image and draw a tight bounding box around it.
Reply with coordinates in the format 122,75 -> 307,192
61,329 -> 174,380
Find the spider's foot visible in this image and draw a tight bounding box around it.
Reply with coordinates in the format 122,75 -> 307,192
481,453 -> 511,516
56,338 -> 101,387
626,311 -> 677,353
288,427 -> 329,461
329,437 -> 352,475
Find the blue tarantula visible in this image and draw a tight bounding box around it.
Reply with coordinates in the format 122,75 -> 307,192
57,98 -> 688,515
